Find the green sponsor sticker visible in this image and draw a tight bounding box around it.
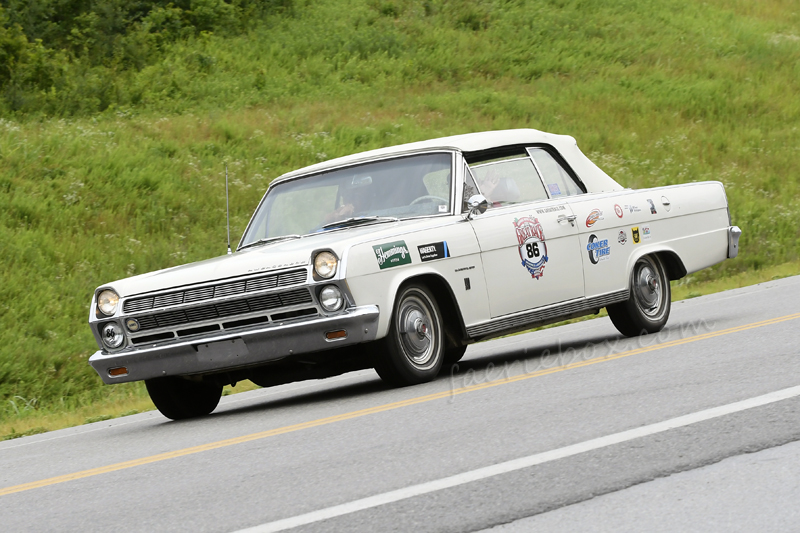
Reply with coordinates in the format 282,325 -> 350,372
373,240 -> 412,269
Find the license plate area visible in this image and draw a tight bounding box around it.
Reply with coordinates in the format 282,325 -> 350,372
195,338 -> 249,363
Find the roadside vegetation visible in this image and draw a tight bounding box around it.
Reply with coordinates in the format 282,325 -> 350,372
0,0 -> 798,437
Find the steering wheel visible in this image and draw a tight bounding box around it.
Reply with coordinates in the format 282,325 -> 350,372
410,195 -> 447,206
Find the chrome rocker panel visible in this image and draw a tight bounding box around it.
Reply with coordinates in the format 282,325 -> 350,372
89,305 -> 380,384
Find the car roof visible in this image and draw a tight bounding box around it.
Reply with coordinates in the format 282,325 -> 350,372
272,129 -> 623,193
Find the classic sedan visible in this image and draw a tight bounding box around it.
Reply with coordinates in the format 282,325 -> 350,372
88,129 -> 742,419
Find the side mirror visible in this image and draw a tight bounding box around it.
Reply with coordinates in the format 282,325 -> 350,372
465,194 -> 489,220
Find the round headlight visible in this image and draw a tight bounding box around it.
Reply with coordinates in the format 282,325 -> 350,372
97,290 -> 120,316
101,322 -> 124,349
314,251 -> 338,279
319,285 -> 344,312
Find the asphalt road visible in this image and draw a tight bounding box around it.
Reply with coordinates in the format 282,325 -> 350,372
2,275 -> 799,532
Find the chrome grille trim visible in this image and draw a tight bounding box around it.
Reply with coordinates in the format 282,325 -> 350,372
132,288 -> 314,332
215,281 -> 246,298
137,316 -> 158,329
154,293 -> 184,308
122,267 -> 308,313
466,289 -> 629,338
185,306 -> 218,322
184,287 -> 214,303
246,277 -> 277,292
281,291 -> 315,305
125,298 -> 154,313
248,294 -> 281,311
278,270 -> 307,285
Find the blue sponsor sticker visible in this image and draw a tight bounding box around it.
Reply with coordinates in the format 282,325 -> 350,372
586,234 -> 610,264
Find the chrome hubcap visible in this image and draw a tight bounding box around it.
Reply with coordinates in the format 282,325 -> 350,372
633,260 -> 662,317
398,295 -> 436,368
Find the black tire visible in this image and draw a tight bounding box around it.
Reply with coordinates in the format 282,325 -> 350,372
607,254 -> 671,337
374,283 -> 445,386
443,345 -> 468,366
145,376 -> 222,420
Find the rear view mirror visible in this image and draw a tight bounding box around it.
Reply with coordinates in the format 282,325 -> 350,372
466,194 -> 489,220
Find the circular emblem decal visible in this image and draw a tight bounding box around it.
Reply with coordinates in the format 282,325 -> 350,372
513,216 -> 548,280
614,204 -> 623,218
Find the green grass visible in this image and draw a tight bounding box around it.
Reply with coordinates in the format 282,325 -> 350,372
0,0 -> 798,430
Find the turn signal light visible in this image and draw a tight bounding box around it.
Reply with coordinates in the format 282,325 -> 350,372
325,330 -> 347,340
108,367 -> 128,377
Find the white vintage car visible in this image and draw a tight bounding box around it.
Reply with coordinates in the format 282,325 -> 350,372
88,129 -> 741,419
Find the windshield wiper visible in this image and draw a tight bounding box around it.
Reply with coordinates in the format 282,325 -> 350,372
238,234 -> 301,251
321,216 -> 399,230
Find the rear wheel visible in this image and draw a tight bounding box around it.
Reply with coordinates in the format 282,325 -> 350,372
607,254 -> 671,337
145,376 -> 222,420
374,283 -> 445,386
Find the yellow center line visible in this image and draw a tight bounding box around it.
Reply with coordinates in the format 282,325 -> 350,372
3,312 -> 799,497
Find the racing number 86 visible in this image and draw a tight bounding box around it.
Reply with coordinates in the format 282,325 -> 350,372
526,242 -> 540,258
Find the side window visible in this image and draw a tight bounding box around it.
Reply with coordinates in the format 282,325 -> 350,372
528,148 -> 583,197
470,158 -> 548,207
462,165 -> 478,212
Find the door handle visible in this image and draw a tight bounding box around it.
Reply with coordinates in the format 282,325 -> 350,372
557,214 -> 577,227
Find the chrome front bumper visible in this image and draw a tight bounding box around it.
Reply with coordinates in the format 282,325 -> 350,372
89,305 -> 380,384
728,225 -> 742,259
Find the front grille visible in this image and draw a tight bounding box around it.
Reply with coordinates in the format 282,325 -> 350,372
122,267 -> 307,313
134,288 -> 313,332
154,292 -> 183,308
125,298 -> 154,313
215,281 -> 246,298
185,286 -> 214,303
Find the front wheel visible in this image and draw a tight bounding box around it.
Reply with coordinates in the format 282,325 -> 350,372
607,254 -> 671,337
374,283 -> 445,386
145,376 -> 222,420
443,345 -> 468,366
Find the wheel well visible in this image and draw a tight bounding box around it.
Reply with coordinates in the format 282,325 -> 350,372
654,251 -> 687,281
398,274 -> 469,349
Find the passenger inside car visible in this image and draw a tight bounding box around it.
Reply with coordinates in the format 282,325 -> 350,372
475,165 -> 521,207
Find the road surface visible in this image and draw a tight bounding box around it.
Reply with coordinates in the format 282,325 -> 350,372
1,276 -> 799,532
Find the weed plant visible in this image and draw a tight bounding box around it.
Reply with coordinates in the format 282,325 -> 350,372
0,0 -> 798,428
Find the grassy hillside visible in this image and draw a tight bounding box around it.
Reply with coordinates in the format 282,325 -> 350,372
1,0 -> 798,431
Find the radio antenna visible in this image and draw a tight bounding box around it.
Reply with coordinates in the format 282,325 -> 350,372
225,165 -> 232,255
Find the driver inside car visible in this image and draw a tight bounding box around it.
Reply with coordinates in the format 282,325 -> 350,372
323,177 -> 373,224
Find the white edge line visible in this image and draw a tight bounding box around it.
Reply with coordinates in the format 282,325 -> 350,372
237,384 -> 800,533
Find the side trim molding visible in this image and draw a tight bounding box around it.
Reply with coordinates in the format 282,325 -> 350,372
466,289 -> 629,338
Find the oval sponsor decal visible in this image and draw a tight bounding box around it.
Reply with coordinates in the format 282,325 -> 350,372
614,204 -> 623,218
586,209 -> 604,228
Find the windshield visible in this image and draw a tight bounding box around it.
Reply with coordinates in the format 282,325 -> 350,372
240,152 -> 453,246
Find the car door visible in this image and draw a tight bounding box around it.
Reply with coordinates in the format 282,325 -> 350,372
528,146 -> 635,300
467,154 -> 584,318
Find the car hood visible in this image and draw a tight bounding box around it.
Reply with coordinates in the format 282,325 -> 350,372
105,217 -> 452,297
